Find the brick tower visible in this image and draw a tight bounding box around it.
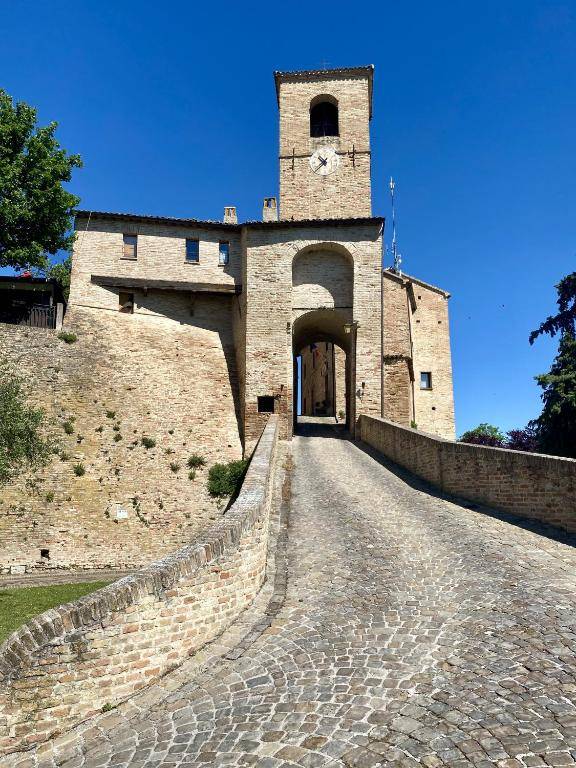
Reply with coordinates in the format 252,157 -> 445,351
274,65 -> 373,220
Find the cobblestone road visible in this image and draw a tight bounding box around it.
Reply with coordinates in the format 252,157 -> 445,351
6,423 -> 576,768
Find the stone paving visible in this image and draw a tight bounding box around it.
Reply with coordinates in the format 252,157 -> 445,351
4,422 -> 576,768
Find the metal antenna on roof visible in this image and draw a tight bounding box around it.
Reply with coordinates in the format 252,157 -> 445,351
389,177 -> 402,275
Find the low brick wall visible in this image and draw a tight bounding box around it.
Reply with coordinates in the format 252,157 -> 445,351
359,415 -> 576,532
0,416 -> 279,756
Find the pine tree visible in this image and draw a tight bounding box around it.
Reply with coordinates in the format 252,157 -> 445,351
530,272 -> 576,458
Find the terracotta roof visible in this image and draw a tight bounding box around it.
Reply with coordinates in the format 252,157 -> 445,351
382,268 -> 451,298
273,65 -> 374,116
75,210 -> 383,231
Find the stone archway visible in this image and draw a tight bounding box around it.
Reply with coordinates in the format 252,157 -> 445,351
290,243 -> 356,436
291,308 -> 356,435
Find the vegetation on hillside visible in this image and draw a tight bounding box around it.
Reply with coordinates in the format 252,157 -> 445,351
0,89 -> 81,271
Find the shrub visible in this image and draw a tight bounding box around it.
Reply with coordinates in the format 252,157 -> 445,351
188,469 -> 196,481
45,491 -> 54,503
57,331 -> 77,344
113,433 -> 122,442
113,424 -> 120,432
62,420 -> 74,434
105,410 -> 115,419
59,450 -> 71,461
187,453 -> 206,469
141,436 -> 156,449
207,459 -> 248,498
0,362 -> 53,484
506,424 -> 539,452
95,425 -> 103,433
169,462 -> 180,473
410,420 -> 418,430
72,463 -> 85,476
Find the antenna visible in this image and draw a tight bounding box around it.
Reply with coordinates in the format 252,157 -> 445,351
389,177 -> 402,274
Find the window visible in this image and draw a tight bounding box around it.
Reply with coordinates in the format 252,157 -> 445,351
186,238 -> 199,263
119,291 -> 134,314
122,234 -> 137,259
310,99 -> 339,137
257,396 -> 275,413
219,241 -> 230,266
420,372 -> 432,390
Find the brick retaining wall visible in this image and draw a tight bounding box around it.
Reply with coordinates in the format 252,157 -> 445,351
0,416 -> 279,756
359,415 -> 576,532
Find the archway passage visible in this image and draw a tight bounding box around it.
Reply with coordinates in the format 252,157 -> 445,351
292,309 -> 354,436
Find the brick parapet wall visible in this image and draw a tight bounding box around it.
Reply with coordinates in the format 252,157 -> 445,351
359,415 -> 576,532
0,416 -> 279,756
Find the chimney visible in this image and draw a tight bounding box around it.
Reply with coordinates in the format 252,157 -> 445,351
223,206 -> 237,224
262,197 -> 278,222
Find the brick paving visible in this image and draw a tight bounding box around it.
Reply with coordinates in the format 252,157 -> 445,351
4,423 -> 576,767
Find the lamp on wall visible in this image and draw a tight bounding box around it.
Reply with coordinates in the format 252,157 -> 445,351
344,321 -> 359,334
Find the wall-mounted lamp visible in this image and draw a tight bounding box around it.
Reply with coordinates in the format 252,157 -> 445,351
343,321 -> 360,334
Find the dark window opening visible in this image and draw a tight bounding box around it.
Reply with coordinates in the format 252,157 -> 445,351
310,100 -> 339,137
122,234 -> 137,259
219,241 -> 230,266
119,291 -> 134,314
420,372 -> 432,390
257,396 -> 275,413
40,548 -> 50,559
186,238 -> 199,262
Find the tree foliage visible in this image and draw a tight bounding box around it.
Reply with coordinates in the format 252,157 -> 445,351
47,254 -> 72,301
0,362 -> 54,485
530,272 -> 576,459
207,460 -> 248,498
0,89 -> 81,271
459,423 -> 506,447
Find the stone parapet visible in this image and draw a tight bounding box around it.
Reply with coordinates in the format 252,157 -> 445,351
0,416 -> 279,756
359,415 -> 576,532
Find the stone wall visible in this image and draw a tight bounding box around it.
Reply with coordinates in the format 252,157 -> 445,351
0,417 -> 279,756
0,294 -> 242,572
359,415 -> 576,532
382,270 -> 455,440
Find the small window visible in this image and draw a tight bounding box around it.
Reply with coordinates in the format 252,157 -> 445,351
257,396 -> 275,413
219,241 -> 230,266
420,372 -> 432,390
40,548 -> 50,559
186,238 -> 199,263
122,234 -> 137,260
119,291 -> 134,314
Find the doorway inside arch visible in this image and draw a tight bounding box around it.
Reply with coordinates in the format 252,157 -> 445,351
291,309 -> 355,436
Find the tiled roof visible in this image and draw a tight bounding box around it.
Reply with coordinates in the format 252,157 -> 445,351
75,210 -> 383,231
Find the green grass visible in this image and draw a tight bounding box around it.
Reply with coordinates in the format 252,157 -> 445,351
0,581 -> 110,644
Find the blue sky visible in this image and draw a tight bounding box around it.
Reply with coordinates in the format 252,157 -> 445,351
1,0 -> 574,435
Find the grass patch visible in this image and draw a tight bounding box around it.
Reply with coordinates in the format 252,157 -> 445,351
187,454 -> 206,469
57,331 -> 77,344
0,581 -> 110,644
141,436 -> 156,449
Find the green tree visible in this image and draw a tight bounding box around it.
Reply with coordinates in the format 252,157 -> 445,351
530,272 -> 576,458
459,423 -> 506,447
0,362 -> 54,484
0,89 -> 82,271
47,254 -> 72,301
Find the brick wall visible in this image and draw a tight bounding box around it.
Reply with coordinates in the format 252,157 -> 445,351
359,415 -> 576,532
0,417 -> 279,756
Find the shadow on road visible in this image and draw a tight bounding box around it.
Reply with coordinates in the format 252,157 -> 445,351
294,416 -> 349,440
353,438 -> 576,551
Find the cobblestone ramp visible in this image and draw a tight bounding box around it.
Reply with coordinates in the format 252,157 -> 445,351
5,430 -> 576,768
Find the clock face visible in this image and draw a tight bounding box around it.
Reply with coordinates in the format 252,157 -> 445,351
309,146 -> 340,176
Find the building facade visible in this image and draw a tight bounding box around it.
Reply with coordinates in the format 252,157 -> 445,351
69,65 -> 455,451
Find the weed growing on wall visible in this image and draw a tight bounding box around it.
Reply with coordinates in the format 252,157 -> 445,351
207,460 -> 248,498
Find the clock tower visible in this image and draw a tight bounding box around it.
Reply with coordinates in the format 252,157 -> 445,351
274,65 -> 373,220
